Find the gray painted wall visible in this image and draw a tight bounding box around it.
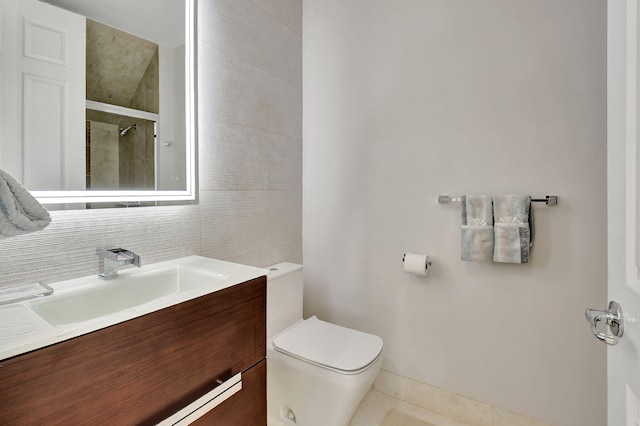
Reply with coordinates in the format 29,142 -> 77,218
303,1 -> 606,425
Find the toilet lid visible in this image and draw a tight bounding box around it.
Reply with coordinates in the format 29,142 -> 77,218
272,316 -> 383,374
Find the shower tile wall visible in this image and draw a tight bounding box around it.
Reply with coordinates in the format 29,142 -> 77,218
88,121 -> 119,189
124,47 -> 158,190
86,19 -> 158,112
0,0 -> 303,287
129,50 -> 159,114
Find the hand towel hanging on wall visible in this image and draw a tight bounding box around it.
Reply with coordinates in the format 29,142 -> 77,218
493,195 -> 532,264
460,195 -> 494,262
0,169 -> 51,238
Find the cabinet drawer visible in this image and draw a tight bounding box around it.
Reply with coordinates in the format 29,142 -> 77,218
191,359 -> 266,426
0,276 -> 266,425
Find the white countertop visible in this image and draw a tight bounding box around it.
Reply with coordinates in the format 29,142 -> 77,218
0,255 -> 266,361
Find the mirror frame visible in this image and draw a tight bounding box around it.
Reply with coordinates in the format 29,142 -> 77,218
31,0 -> 197,205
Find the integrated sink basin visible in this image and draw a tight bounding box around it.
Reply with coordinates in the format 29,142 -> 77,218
28,268 -> 182,326
24,256 -> 262,327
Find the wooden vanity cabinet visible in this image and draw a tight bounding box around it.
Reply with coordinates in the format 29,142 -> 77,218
193,358 -> 266,425
0,276 -> 267,425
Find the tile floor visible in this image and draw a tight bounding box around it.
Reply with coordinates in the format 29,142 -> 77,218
350,389 -> 471,426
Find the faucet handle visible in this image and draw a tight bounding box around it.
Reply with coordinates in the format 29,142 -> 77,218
107,247 -> 133,256
108,248 -> 141,265
97,247 -> 120,258
98,247 -> 135,257
97,247 -> 141,279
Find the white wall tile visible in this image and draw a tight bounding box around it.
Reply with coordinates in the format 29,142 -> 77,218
250,0 -> 302,36
198,0 -> 301,87
199,119 -> 301,191
200,190 -> 302,265
0,205 -> 200,287
198,44 -> 302,138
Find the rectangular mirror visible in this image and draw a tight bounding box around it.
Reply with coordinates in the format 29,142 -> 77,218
0,0 -> 197,207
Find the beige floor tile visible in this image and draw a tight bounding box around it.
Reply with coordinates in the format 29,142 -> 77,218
381,409 -> 435,426
350,389 -> 399,426
374,371 -> 492,426
492,407 -> 551,426
350,389 -> 471,426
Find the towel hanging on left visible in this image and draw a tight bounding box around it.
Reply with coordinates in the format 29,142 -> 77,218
460,195 -> 494,262
0,169 -> 51,237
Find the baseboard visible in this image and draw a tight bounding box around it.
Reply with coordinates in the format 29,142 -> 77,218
373,370 -> 552,426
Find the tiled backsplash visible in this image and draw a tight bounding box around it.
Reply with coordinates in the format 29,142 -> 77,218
0,205 -> 200,287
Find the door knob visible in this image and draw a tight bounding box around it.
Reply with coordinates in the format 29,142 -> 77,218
585,301 -> 624,345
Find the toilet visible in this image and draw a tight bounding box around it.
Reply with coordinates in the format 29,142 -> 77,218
266,262 -> 383,426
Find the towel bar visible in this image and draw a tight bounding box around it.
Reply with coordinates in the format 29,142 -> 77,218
438,195 -> 558,206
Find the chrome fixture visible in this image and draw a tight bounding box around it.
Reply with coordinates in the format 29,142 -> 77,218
97,247 -> 141,279
438,194 -> 558,206
585,301 -> 624,345
119,123 -> 138,137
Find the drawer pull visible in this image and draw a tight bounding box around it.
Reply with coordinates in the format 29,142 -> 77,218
157,373 -> 242,425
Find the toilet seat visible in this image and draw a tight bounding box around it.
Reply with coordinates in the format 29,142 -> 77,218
272,316 -> 383,375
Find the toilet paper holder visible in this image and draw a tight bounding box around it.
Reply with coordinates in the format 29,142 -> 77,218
402,253 -> 432,268
402,253 -> 432,270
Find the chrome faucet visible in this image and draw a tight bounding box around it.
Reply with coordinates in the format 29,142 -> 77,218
97,248 -> 141,279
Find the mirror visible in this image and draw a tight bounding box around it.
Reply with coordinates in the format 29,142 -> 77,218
0,0 -> 196,207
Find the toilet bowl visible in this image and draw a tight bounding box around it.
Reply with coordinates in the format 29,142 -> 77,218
266,263 -> 383,426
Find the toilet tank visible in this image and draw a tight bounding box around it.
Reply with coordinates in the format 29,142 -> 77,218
266,262 -> 303,340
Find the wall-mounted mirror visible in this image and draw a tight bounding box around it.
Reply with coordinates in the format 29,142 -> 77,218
0,0 -> 196,207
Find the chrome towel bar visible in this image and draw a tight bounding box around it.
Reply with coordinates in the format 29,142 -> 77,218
438,195 -> 558,206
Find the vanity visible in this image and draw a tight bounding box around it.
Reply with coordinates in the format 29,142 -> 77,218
0,256 -> 267,425
0,1 -> 269,422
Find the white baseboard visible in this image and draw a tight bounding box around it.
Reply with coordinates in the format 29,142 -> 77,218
372,370 -> 552,426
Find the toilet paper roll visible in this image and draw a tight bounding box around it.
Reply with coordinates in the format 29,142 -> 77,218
403,252 -> 431,276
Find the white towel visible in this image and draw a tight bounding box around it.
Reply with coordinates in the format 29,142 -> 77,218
0,169 -> 51,237
493,195 -> 531,264
460,195 -> 494,262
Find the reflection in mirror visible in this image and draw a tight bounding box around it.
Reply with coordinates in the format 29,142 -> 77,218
0,0 -> 196,207
86,112 -> 155,190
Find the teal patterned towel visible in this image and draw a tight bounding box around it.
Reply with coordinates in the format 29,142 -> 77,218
461,195 -> 494,262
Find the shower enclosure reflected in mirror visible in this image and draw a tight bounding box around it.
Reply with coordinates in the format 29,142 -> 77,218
0,0 -> 196,207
